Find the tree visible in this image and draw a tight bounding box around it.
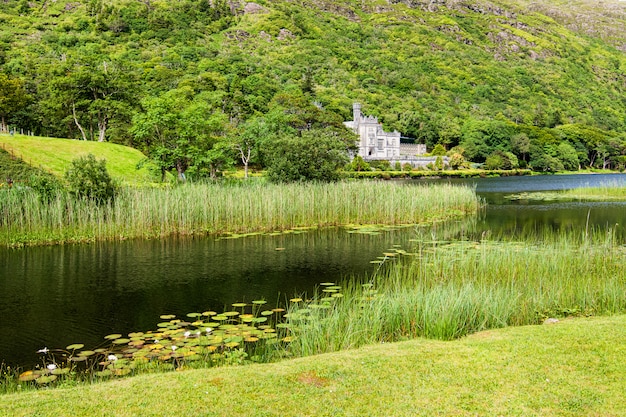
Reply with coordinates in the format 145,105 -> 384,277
0,73 -> 30,132
266,128 -> 349,182
131,87 -> 229,181
231,116 -> 269,178
44,52 -> 135,142
556,142 -> 580,171
510,133 -> 530,162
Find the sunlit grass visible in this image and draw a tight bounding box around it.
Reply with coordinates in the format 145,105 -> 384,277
0,181 -> 480,247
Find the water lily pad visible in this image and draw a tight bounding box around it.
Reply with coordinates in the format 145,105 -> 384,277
224,342 -> 240,348
51,368 -> 70,375
244,337 -> 259,342
18,371 -> 39,382
186,312 -> 201,318
290,298 -> 303,303
104,334 -> 122,340
112,338 -> 131,345
272,308 -> 286,313
252,300 -> 267,305
331,293 -> 344,298
260,310 -> 274,316
320,282 -> 335,286
231,303 -> 247,308
66,343 -> 84,350
202,311 -> 217,316
36,375 -> 57,384
69,356 -> 88,362
223,311 -> 240,317
79,350 -> 96,357
160,314 -> 176,320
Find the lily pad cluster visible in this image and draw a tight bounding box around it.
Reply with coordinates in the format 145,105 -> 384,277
19,300 -> 294,386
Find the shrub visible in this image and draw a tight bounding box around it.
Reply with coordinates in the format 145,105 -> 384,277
346,156 -> 371,172
64,154 -> 117,203
29,173 -> 63,203
435,156 -> 444,170
266,130 -> 349,183
431,143 -> 447,156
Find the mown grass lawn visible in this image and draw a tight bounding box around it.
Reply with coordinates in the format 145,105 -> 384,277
0,134 -> 158,185
3,315 -> 625,416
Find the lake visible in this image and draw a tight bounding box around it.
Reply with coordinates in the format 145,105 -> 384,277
2,173 -> 626,367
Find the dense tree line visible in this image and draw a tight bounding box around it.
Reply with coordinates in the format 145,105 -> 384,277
1,0 -> 626,177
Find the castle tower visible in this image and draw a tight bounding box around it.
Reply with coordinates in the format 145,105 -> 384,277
353,102 -> 361,128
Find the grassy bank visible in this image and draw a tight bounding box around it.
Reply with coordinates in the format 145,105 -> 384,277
0,181 -> 480,247
286,230 -> 626,356
0,134 -> 159,186
2,315 -> 625,416
507,183 -> 626,201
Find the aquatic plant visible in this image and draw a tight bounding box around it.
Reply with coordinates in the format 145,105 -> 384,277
11,301 -> 296,389
0,181 -> 480,247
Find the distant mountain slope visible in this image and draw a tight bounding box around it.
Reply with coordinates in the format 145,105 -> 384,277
0,0 -> 625,169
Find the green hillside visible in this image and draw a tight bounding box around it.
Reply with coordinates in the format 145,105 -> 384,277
0,134 -> 158,185
1,0 -> 626,173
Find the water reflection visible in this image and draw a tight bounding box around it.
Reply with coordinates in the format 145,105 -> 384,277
0,227 -> 432,366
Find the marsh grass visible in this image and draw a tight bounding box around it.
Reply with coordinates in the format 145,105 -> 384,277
285,229 -> 626,356
0,181 -> 480,247
507,182 -> 626,201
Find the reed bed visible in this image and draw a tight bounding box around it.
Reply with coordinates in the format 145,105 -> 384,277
286,229 -> 626,356
0,181 -> 480,247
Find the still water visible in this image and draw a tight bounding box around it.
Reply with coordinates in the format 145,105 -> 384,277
1,173 -> 626,367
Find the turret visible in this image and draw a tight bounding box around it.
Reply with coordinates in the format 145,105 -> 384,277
353,102 -> 361,127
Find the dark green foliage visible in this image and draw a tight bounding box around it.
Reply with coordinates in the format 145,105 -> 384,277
64,154 -> 116,203
266,129 -> 349,183
0,148 -> 45,181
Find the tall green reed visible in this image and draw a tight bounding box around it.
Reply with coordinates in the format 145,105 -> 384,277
285,228 -> 626,357
1,181 -> 480,247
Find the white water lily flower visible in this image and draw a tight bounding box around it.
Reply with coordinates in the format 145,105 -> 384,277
183,331 -> 191,338
171,345 -> 178,351
37,347 -> 49,354
107,354 -> 118,362
205,327 -> 213,334
47,363 -> 57,371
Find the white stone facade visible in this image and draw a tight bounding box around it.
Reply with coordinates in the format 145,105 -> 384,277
344,103 -> 401,159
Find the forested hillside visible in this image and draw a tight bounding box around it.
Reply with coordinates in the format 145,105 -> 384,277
1,0 -> 626,175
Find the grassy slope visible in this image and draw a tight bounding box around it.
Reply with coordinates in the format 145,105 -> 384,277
0,134 -> 158,186
3,315 -> 626,416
